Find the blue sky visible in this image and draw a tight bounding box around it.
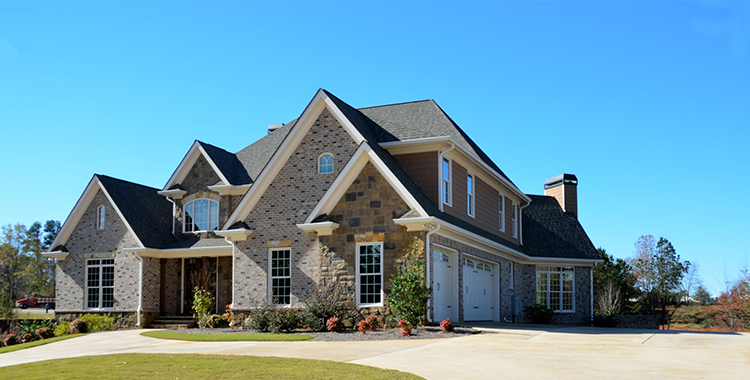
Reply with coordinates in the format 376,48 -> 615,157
1,1 -> 748,296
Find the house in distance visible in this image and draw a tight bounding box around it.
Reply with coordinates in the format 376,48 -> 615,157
44,89 -> 600,328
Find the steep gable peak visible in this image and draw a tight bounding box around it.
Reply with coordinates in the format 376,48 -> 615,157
163,140 -> 233,191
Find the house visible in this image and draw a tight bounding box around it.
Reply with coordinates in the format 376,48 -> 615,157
43,89 -> 600,328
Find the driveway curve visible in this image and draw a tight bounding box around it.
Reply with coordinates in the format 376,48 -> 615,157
1,325 -> 749,379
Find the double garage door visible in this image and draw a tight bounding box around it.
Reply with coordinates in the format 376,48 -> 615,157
462,257 -> 495,321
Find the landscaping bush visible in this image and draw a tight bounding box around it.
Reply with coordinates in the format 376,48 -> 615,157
221,304 -> 232,324
21,332 -> 34,343
592,315 -> 619,327
80,314 -> 115,332
326,317 -> 342,332
440,318 -> 454,332
36,327 -> 54,340
192,286 -> 214,328
2,333 -> 18,347
357,319 -> 371,334
55,321 -> 71,337
302,286 -> 344,332
248,303 -> 274,332
388,242 -> 431,327
69,319 -> 88,334
523,304 -> 556,324
268,308 -> 302,333
207,314 -> 226,328
365,315 -> 380,330
398,319 -> 412,336
19,319 -> 54,337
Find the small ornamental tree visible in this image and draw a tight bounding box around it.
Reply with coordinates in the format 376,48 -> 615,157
388,242 -> 431,327
192,286 -> 214,328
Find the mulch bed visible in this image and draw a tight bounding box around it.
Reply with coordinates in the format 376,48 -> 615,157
165,326 -> 479,341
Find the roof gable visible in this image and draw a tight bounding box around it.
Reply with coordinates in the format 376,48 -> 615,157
163,141 -> 232,190
50,175 -> 174,250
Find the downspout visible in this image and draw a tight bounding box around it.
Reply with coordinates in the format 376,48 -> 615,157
590,264 -> 596,324
424,222 -> 441,323
133,252 -> 144,327
166,198 -> 177,235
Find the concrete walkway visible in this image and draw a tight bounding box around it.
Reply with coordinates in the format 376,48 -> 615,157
2,325 -> 749,379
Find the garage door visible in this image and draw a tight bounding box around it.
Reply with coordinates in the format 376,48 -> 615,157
432,249 -> 453,322
462,258 -> 495,321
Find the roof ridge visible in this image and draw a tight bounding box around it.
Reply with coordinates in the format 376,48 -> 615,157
357,99 -> 435,110
197,140 -> 233,154
95,174 -> 161,191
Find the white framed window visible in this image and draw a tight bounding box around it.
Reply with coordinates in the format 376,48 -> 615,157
498,194 -> 505,232
509,262 -> 514,290
96,205 -> 105,230
183,199 -> 219,232
86,258 -> 114,309
269,248 -> 291,305
512,203 -> 518,238
536,266 -> 574,312
356,242 -> 383,306
467,172 -> 475,217
318,153 -> 334,174
442,157 -> 452,206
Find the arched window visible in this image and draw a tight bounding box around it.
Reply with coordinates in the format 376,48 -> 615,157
318,153 -> 334,174
96,205 -> 105,230
184,199 -> 219,232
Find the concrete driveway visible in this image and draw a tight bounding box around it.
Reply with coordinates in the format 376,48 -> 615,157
1,325 -> 748,379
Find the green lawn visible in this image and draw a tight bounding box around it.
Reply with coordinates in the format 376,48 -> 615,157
1,353 -> 423,380
0,334 -> 84,354
141,330 -> 313,341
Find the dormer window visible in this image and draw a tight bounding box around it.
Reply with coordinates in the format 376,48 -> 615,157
319,153 -> 334,174
96,205 -> 105,230
184,199 -> 219,232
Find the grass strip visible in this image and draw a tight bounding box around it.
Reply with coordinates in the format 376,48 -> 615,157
1,353 -> 423,379
141,330 -> 313,341
0,334 -> 84,354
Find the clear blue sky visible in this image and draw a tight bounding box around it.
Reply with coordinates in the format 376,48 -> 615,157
1,1 -> 748,296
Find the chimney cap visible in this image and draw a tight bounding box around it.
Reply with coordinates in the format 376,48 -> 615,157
544,173 -> 578,189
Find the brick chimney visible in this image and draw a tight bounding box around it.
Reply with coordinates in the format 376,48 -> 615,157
544,174 -> 578,218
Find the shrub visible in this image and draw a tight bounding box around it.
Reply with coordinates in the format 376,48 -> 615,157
20,319 -> 54,337
326,317 -> 342,332
207,314 -> 226,328
55,321 -> 71,337
523,304 -> 556,324
192,286 -> 215,328
388,242 -> 431,327
80,314 -> 115,332
21,332 -> 34,343
248,303 -> 274,332
221,304 -> 232,324
398,319 -> 412,336
365,315 -> 380,330
358,320 -> 371,334
69,319 -> 88,334
302,286 -> 344,332
592,315 -> 619,328
440,318 -> 454,332
36,327 -> 54,340
2,334 -> 18,347
268,308 -> 302,333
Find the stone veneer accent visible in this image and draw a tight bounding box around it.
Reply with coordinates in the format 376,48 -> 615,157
231,108 -> 359,320
319,162 -> 422,317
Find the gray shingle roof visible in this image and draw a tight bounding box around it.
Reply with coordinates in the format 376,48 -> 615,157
234,122 -> 294,183
96,174 -> 175,249
521,195 -> 599,260
198,141 -> 252,185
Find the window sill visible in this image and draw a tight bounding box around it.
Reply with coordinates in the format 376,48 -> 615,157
356,303 -> 384,308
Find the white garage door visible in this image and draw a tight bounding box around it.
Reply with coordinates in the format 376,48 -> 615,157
432,249 -> 453,322
462,258 -> 495,321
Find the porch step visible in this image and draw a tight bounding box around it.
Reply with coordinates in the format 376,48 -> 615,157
148,315 -> 197,329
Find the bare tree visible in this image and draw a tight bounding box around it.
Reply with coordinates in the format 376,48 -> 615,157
596,278 -> 622,316
680,262 -> 700,304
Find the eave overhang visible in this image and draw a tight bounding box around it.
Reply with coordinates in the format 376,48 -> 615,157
157,189 -> 187,199
207,184 -> 251,196
393,216 -> 601,266
296,221 -> 340,236
215,228 -> 254,242
42,251 -> 70,260
124,245 -> 232,259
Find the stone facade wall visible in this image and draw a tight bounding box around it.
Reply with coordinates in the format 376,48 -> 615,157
57,189 -> 141,312
56,310 -> 159,330
319,162 -> 422,315
394,151 -> 438,205
231,108 -> 359,315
